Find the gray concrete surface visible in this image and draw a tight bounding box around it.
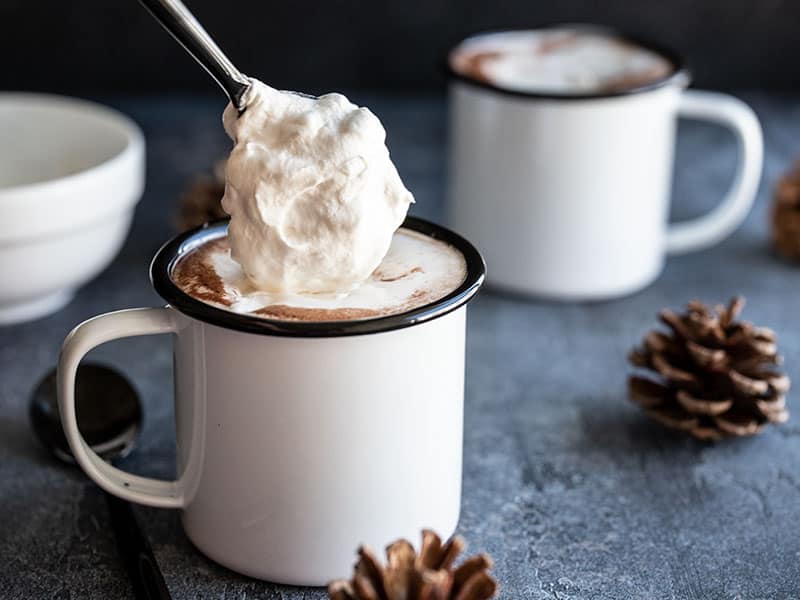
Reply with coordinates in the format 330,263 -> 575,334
1,93 -> 799,599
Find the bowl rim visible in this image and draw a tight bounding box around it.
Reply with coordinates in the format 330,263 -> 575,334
0,92 -> 144,197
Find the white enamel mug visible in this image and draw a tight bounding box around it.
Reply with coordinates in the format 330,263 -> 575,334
447,28 -> 763,300
57,218 -> 485,585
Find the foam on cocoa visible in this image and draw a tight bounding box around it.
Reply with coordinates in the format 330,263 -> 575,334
172,239 -> 231,307
171,228 -> 467,322
450,29 -> 674,94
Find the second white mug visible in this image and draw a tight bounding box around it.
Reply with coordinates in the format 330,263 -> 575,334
447,27 -> 763,300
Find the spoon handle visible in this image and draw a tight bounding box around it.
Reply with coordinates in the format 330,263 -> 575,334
106,492 -> 172,600
137,0 -> 250,110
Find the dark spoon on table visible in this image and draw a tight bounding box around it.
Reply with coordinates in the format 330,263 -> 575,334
29,363 -> 171,600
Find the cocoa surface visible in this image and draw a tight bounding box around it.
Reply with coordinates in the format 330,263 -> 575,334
172,236 -> 446,322
253,289 -> 433,322
374,266 -> 423,282
171,238 -> 232,306
253,305 -> 384,322
599,63 -> 673,92
452,50 -> 502,83
453,36 -> 672,93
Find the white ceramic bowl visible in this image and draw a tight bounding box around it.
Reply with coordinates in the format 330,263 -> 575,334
0,93 -> 145,324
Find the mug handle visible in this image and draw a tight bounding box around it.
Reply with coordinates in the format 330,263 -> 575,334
666,89 -> 763,255
58,307 -> 185,509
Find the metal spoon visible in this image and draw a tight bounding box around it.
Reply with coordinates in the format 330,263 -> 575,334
30,364 -> 171,600
136,0 -> 251,111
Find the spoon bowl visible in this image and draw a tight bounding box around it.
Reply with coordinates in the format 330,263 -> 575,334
30,363 -> 142,464
29,363 -> 171,599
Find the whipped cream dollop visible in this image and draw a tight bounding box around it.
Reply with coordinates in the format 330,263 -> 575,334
221,80 -> 414,293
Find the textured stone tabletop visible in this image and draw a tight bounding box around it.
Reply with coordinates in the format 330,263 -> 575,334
1,93 -> 800,599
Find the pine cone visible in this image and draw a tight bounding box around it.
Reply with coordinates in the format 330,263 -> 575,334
772,160 -> 800,261
175,160 -> 228,231
328,530 -> 498,600
628,297 -> 790,441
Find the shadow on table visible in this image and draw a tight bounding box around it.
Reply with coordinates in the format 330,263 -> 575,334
145,512 -> 331,596
575,400 -> 768,483
578,403 -> 719,462
0,414 -> 54,467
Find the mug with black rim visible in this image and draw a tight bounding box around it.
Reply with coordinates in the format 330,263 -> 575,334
446,24 -> 763,300
57,217 -> 485,585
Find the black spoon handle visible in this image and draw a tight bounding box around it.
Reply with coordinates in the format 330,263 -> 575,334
105,493 -> 172,600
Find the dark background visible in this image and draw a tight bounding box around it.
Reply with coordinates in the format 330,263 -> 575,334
1,0 -> 797,94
